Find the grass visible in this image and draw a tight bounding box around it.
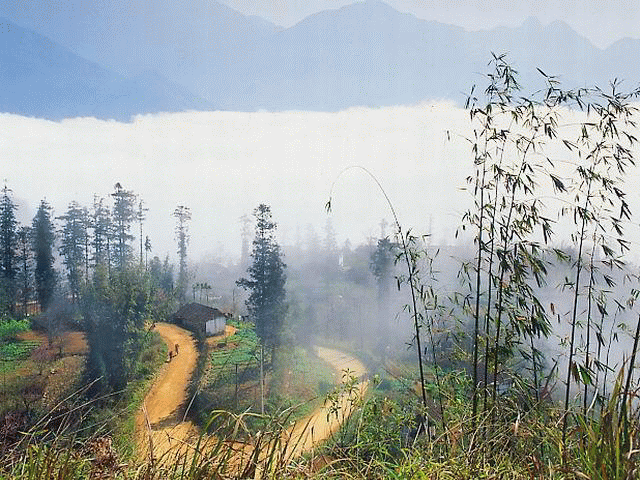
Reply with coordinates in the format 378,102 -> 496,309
0,341 -> 40,368
99,330 -> 168,458
0,318 -> 30,342
207,325 -> 259,386
195,322 -> 336,433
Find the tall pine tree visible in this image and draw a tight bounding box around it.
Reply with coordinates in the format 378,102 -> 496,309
32,200 -> 56,312
111,183 -> 136,271
173,205 -> 191,304
59,201 -> 88,301
237,204 -> 287,358
0,185 -> 18,314
16,226 -> 33,316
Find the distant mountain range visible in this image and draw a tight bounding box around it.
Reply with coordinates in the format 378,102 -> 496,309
1,0 -> 639,120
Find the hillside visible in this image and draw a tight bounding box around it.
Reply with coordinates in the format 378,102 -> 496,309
1,1 -> 640,118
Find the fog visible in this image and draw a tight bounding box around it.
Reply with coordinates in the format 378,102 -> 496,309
0,103 -> 472,265
6,101 -> 640,397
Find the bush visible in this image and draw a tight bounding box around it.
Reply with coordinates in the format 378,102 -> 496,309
0,318 -> 30,342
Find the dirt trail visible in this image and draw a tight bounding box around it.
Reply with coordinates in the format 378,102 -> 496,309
285,346 -> 368,458
136,323 -> 198,460
136,323 -> 368,465
136,323 -> 237,461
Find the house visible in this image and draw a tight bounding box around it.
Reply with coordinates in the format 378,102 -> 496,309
172,303 -> 228,336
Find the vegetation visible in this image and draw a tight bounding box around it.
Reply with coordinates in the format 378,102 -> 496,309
173,205 -> 191,304
4,56 -> 640,480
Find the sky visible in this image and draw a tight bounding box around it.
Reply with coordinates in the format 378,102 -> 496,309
219,0 -> 640,49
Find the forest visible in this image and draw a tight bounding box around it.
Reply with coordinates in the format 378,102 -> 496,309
2,57 -> 640,478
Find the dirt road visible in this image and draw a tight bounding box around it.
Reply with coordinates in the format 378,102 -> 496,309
136,323 -> 200,460
285,346 -> 368,457
136,323 -> 369,464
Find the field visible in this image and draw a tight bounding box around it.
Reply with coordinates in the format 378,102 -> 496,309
195,322 -> 335,428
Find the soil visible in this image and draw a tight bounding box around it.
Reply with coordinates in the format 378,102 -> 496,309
17,330 -> 88,356
284,346 -> 369,458
135,323 -> 369,465
135,323 -> 236,461
135,323 -> 199,461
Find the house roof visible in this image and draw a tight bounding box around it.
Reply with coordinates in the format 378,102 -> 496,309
173,303 -> 226,323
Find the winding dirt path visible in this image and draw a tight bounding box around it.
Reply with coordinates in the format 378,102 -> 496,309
136,323 -> 200,461
285,346 -> 369,458
136,323 -> 369,465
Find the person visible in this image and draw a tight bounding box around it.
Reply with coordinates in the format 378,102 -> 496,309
168,350 -> 173,362
175,343 -> 179,355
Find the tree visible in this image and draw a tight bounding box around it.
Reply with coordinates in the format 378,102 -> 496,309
16,226 -> 33,316
0,185 -> 18,314
111,183 -> 136,271
149,254 -> 174,293
82,266 -> 150,392
173,205 -> 191,304
31,200 -> 56,312
58,201 -> 88,301
239,214 -> 252,271
370,236 -> 396,303
144,235 -> 151,270
370,235 -> 398,358
137,199 -> 148,266
237,204 -> 287,358
91,196 -> 111,271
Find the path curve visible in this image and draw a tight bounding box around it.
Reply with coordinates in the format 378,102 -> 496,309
285,346 -> 369,457
136,323 -> 200,460
136,323 -> 369,465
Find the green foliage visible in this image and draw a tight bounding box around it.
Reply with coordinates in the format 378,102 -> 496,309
81,266 -> 151,393
58,201 -> 89,300
237,204 -> 287,352
0,184 -> 18,315
31,200 -> 56,312
110,183 -> 136,271
0,318 -> 30,341
173,205 -> 191,303
0,340 -> 39,362
209,327 -> 258,373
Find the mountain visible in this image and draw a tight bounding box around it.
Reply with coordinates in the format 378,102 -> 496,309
206,2 -> 640,110
0,19 -> 211,120
2,1 -> 640,119
224,1 -> 473,110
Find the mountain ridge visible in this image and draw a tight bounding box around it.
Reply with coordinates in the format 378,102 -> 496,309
1,1 -> 639,120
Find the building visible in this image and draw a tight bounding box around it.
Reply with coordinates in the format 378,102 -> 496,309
172,302 -> 228,336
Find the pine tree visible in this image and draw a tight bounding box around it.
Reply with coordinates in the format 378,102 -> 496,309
32,200 -> 56,312
111,183 -> 136,271
91,196 -> 111,271
0,185 -> 18,314
237,204 -> 287,357
58,201 -> 88,301
137,199 -> 148,266
173,205 -> 191,304
16,226 -> 32,316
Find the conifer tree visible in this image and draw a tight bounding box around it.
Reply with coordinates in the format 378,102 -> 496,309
111,183 -> 136,271
16,226 -> 32,316
237,204 -> 287,358
59,201 -> 88,301
32,200 -> 56,311
173,205 -> 191,304
0,185 -> 18,314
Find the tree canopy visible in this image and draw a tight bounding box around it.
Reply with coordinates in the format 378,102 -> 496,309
237,204 -> 287,354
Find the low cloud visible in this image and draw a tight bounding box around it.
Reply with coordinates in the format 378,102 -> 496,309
0,103 -> 472,263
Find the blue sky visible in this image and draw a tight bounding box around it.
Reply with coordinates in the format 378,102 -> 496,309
219,0 -> 640,48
